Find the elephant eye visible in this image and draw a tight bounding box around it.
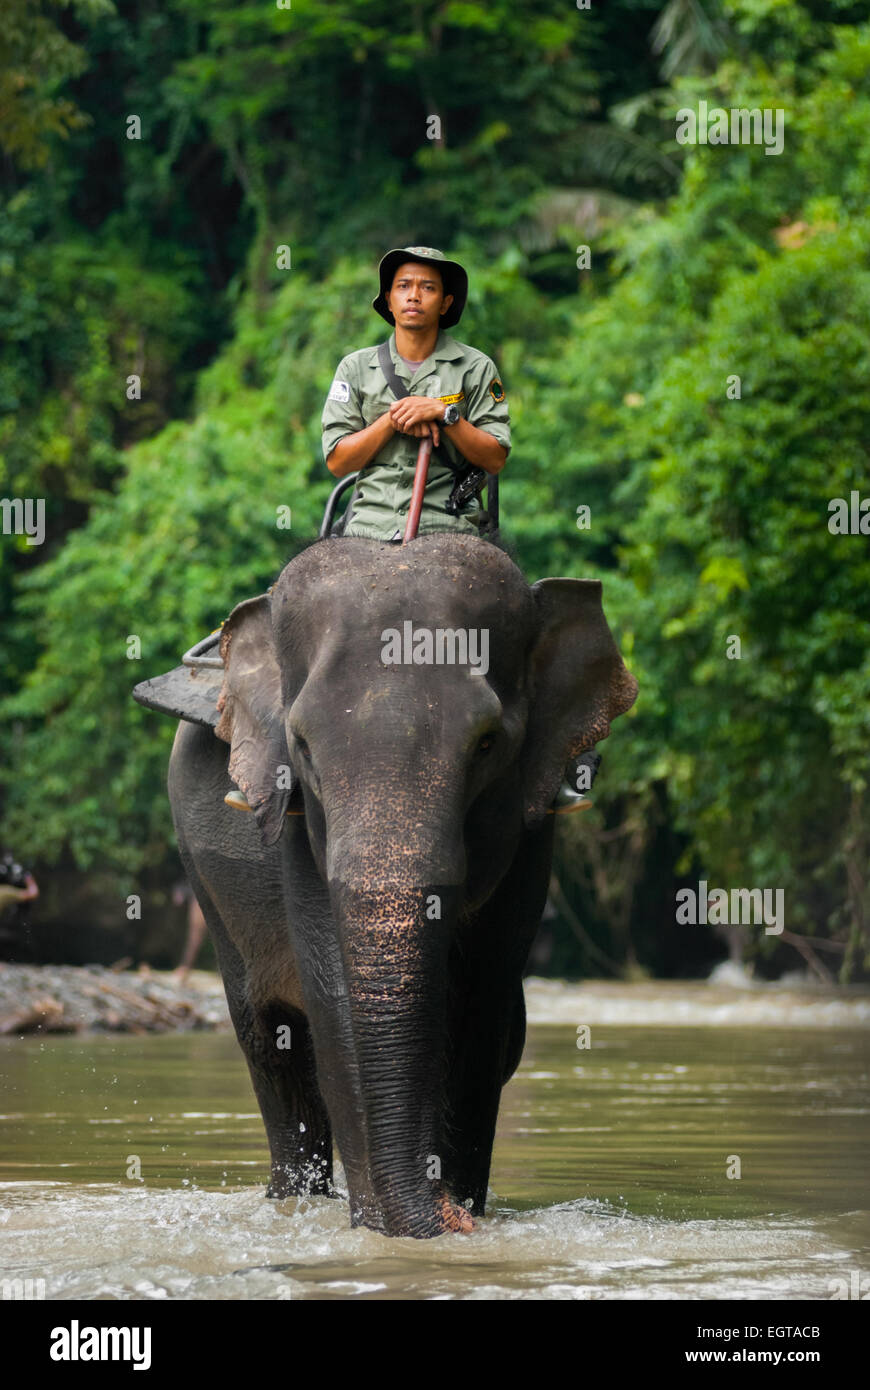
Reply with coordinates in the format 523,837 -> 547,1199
476,733 -> 496,755
294,735 -> 311,761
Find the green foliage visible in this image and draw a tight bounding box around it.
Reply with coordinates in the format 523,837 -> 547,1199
0,0 -> 113,169
0,269 -> 357,876
621,222 -> 870,894
510,22 -> 870,972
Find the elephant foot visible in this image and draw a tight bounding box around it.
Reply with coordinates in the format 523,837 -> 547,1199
439,1196 -> 474,1234
347,1192 -> 474,1237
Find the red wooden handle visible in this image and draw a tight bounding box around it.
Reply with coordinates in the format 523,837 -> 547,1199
402,437 -> 433,544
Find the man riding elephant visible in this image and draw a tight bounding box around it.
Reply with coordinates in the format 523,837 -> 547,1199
223,246 -> 598,813
161,245 -> 600,814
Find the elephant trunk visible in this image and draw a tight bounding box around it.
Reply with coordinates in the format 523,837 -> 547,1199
328,874 -> 469,1238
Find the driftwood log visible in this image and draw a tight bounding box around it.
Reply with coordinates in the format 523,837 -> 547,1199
0,964 -> 229,1035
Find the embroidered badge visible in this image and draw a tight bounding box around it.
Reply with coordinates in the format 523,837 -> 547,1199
439,391 -> 465,405
488,379 -> 506,403
329,380 -> 350,403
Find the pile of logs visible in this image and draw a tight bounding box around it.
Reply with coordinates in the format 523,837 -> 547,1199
0,963 -> 229,1035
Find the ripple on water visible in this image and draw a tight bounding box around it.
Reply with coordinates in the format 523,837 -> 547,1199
0,1184 -> 861,1301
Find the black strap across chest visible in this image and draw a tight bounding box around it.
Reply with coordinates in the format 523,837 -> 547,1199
377,340 -> 411,402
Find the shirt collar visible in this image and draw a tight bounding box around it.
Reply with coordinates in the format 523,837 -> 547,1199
367,329 -> 464,369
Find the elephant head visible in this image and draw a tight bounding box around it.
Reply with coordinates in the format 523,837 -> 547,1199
213,534 -> 636,1236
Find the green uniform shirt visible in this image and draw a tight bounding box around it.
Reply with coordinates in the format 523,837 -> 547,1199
321,330 -> 510,541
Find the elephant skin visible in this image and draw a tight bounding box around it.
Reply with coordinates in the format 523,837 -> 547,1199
167,534 -> 637,1239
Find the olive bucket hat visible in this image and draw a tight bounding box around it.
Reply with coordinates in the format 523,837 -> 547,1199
373,246 -> 468,330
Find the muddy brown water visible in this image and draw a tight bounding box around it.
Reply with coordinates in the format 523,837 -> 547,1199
1,982 -> 868,1300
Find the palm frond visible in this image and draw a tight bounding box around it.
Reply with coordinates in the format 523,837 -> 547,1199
651,0 -> 732,79
573,121 -> 682,193
514,186 -> 642,254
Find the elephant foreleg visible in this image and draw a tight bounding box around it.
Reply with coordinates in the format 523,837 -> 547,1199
439,958 -> 525,1217
176,848 -> 333,1199
440,821 -> 553,1217
239,1000 -> 334,1200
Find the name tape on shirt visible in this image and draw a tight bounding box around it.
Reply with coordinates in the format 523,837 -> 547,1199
439,392 -> 465,405
329,380 -> 350,403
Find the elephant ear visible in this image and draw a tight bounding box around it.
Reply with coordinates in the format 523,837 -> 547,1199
214,593 -> 293,846
523,578 -> 638,824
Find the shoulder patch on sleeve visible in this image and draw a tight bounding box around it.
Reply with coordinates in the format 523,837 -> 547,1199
329,379 -> 350,403
488,378 -> 506,403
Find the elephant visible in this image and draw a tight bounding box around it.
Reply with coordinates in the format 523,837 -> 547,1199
152,532 -> 637,1239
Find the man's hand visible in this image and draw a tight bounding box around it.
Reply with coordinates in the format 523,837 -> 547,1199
403,420 -> 441,446
389,395 -> 443,434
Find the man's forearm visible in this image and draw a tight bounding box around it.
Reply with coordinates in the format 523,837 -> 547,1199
327,409 -> 508,477
327,412 -> 396,476
443,417 -> 507,474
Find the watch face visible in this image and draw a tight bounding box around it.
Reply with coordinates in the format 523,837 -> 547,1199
444,404 -> 460,425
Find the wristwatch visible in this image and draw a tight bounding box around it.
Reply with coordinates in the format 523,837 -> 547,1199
442,403 -> 460,426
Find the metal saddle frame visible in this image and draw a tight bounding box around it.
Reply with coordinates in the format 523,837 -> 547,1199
318,470 -> 500,540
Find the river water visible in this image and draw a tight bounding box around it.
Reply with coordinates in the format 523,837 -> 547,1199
1,981 -> 868,1300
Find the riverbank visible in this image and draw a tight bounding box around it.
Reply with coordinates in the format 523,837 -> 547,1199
525,974 -> 870,1029
0,963 -> 228,1034
1,963 -> 869,1035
